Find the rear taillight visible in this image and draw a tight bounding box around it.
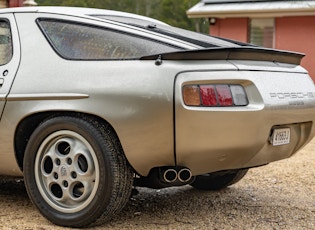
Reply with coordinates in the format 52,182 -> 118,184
183,84 -> 248,107
183,85 -> 200,106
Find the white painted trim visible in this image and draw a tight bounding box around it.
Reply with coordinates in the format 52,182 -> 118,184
187,1 -> 315,18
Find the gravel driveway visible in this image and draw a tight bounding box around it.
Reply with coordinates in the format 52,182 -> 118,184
0,140 -> 314,230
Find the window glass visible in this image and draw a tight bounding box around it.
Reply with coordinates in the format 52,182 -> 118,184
250,18 -> 274,48
93,15 -> 238,48
38,19 -> 180,60
0,20 -> 12,65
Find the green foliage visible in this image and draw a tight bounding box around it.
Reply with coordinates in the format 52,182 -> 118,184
36,0 -> 208,32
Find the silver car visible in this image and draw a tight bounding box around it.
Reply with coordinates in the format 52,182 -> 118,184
0,6 -> 314,227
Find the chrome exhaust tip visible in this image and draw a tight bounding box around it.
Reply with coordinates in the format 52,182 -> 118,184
163,169 -> 178,183
178,168 -> 192,183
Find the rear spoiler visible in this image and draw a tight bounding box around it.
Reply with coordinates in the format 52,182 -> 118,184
140,47 -> 304,65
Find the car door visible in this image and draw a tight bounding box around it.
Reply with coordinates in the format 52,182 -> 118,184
0,14 -> 20,116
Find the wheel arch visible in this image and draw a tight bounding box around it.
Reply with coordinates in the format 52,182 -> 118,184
14,111 -> 127,172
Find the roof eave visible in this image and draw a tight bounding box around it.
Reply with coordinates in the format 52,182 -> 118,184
187,9 -> 315,19
187,1 -> 315,19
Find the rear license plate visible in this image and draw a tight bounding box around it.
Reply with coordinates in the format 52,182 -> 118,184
270,128 -> 290,146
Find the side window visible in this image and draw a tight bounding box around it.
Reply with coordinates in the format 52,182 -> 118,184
0,20 -> 12,65
37,19 -> 179,60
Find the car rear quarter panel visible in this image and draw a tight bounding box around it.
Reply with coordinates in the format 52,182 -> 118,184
2,59 -> 179,176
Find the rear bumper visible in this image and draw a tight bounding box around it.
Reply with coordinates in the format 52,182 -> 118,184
244,121 -> 313,168
175,70 -> 315,175
176,115 -> 314,175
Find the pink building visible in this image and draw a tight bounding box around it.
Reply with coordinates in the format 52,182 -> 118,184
1,0 -> 37,7
188,0 -> 315,80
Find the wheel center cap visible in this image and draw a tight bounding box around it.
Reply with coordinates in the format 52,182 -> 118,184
59,165 -> 69,177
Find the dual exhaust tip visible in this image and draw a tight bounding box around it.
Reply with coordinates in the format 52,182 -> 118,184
162,167 -> 193,184
133,166 -> 194,189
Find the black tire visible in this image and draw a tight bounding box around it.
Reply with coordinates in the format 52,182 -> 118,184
23,116 -> 133,227
190,169 -> 248,191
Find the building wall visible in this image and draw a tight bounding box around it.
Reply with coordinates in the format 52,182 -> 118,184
8,0 -> 23,7
0,0 -> 7,8
210,18 -> 249,43
275,16 -> 315,79
0,0 -> 25,8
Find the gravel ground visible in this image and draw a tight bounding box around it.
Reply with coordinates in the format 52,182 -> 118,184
0,140 -> 314,230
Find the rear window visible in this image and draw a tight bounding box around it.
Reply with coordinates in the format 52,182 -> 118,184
93,15 -> 240,48
37,19 -> 180,60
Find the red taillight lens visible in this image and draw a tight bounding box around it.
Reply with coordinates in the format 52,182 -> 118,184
215,85 -> 233,106
200,85 -> 217,106
183,84 -> 248,107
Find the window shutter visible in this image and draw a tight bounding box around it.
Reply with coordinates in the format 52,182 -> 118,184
250,18 -> 274,48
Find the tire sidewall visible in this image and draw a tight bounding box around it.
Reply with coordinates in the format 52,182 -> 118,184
191,169 -> 248,191
23,117 -> 114,227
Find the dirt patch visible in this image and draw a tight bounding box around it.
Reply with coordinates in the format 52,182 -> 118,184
0,140 -> 314,229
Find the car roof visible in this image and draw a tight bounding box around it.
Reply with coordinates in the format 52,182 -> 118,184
0,6 -> 167,25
